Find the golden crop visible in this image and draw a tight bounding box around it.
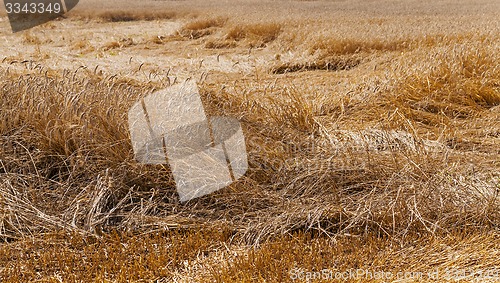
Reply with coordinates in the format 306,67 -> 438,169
0,0 -> 499,281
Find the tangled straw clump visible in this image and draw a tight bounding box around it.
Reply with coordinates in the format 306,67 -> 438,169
174,18 -> 282,47
1,24 -> 500,248
397,45 -> 500,116
1,0 -> 500,249
177,17 -> 228,39
225,23 -> 282,47
0,67 -> 171,238
75,10 -> 182,22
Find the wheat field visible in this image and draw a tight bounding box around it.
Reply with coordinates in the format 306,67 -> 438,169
0,0 -> 499,282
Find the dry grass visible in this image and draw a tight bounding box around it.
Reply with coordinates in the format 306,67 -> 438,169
177,17 -> 227,39
75,10 -> 181,22
271,55 -> 363,74
1,0 -> 500,281
71,39 -> 96,54
204,39 -> 237,49
102,38 -> 135,51
226,23 -> 282,47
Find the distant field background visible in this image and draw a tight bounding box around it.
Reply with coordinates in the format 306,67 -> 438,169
0,0 -> 499,282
